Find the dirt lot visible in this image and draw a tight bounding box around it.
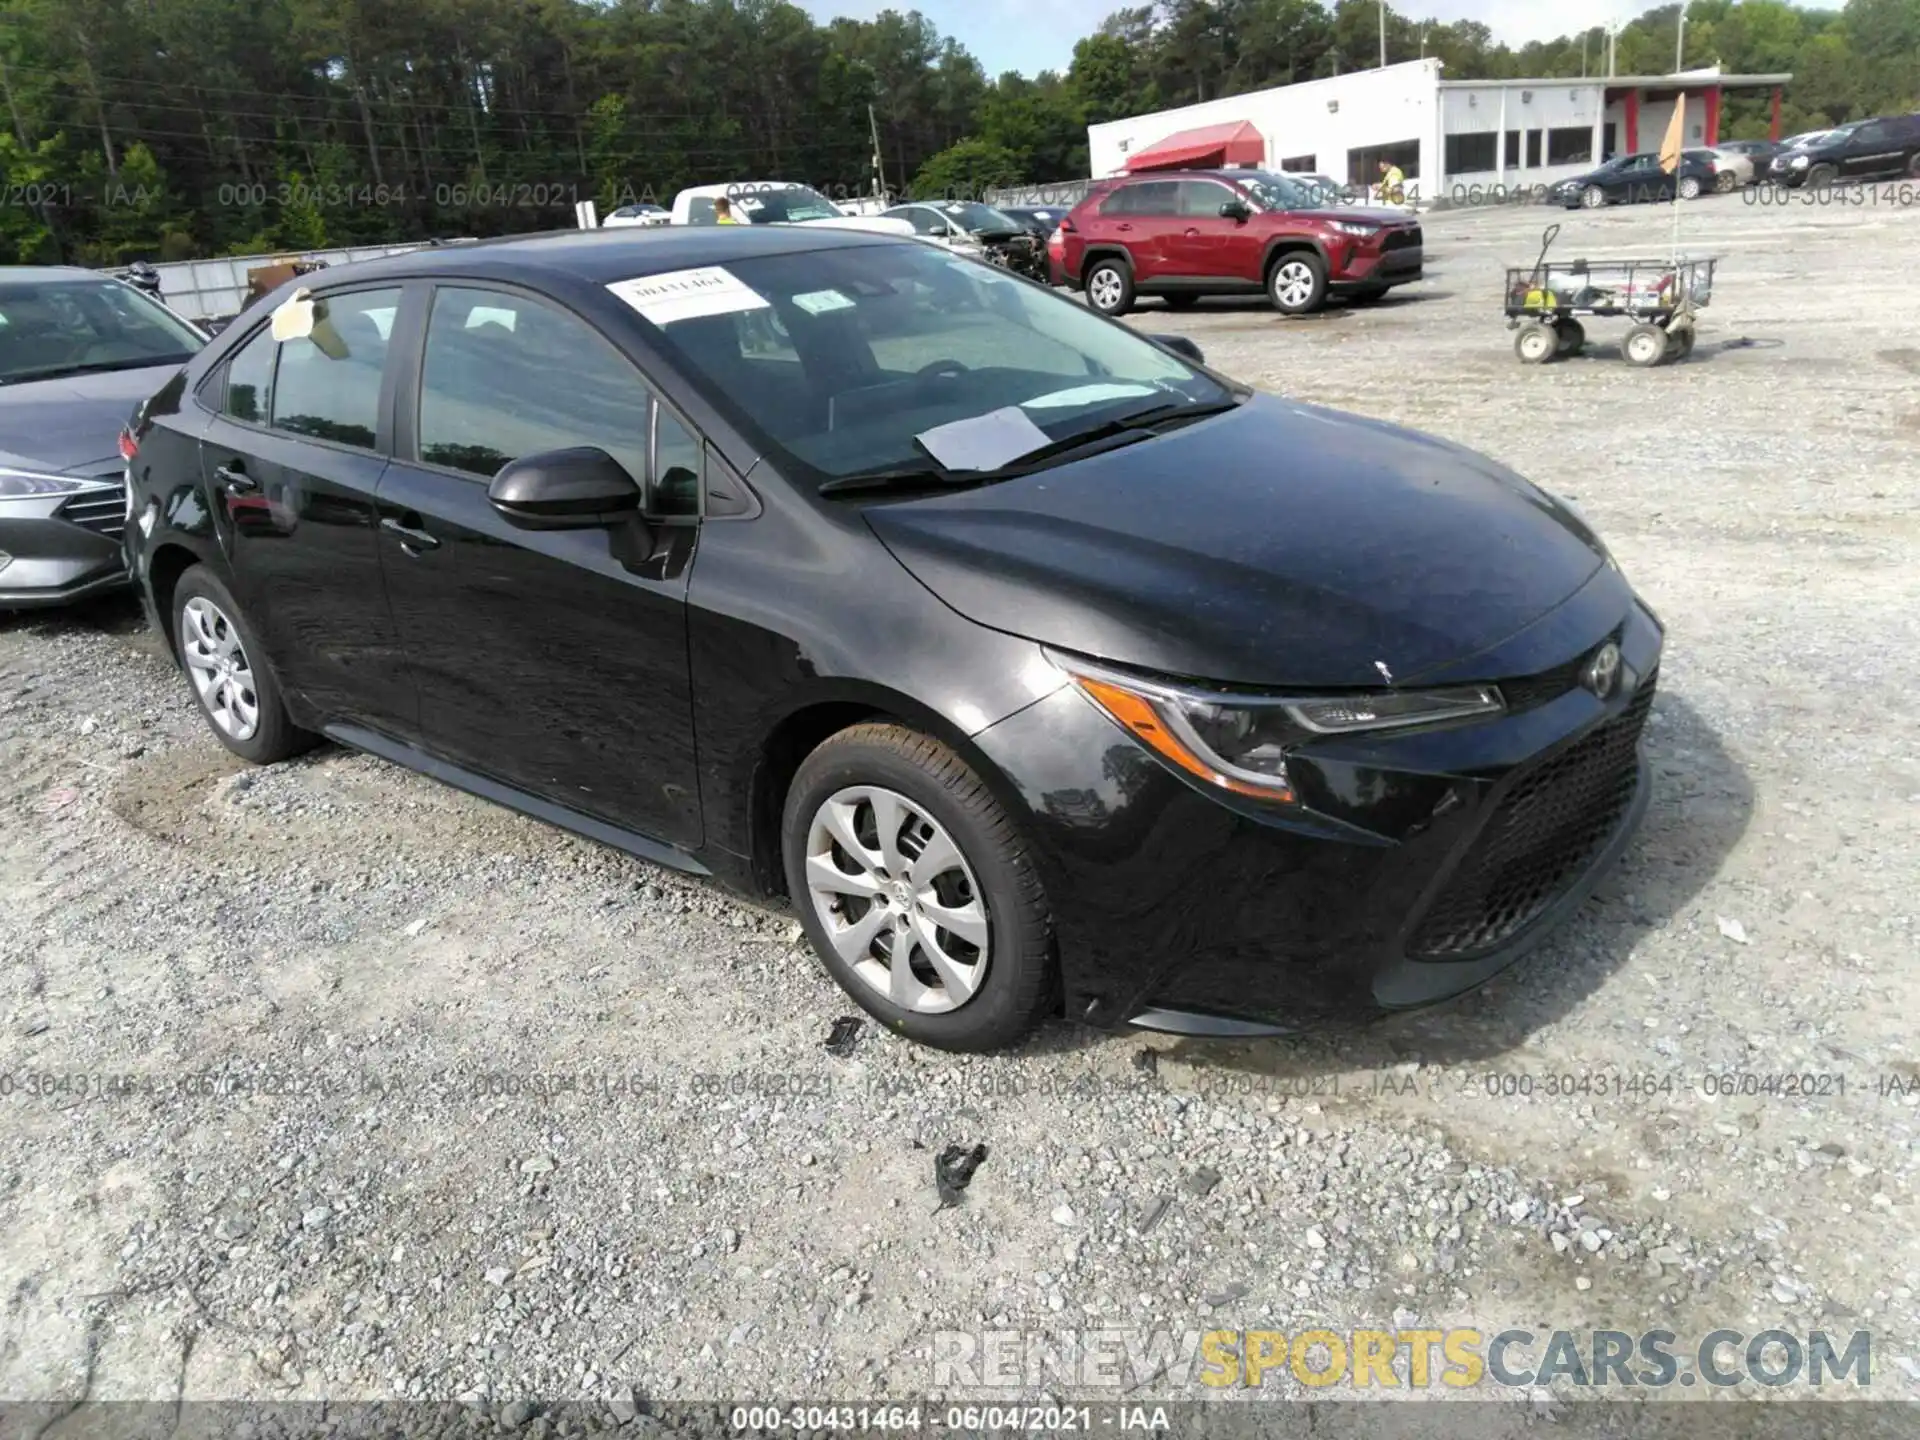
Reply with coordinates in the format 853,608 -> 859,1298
3,192 -> 1918,1424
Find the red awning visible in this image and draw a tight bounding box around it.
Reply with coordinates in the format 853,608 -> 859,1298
1123,120 -> 1265,173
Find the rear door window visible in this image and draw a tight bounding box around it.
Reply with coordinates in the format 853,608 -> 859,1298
270,287 -> 402,449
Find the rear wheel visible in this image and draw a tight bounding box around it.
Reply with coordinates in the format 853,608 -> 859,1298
782,724 -> 1055,1053
1715,171 -> 1737,194
1084,258 -> 1134,316
1623,322 -> 1669,368
172,564 -> 315,765
1555,319 -> 1587,356
1266,251 -> 1328,315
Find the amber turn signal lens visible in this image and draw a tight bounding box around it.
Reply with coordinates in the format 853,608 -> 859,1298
1073,675 -> 1294,803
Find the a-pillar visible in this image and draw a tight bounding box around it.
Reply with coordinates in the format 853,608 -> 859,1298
1625,88 -> 1641,153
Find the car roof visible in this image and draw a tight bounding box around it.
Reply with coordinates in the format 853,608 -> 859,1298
285,226 -> 902,292
676,181 -> 821,199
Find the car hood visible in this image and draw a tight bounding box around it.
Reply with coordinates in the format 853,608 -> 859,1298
1303,205 -> 1416,226
863,394 -> 1609,688
0,363 -> 184,475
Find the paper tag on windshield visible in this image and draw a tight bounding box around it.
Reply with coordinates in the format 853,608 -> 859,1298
915,405 -> 1052,473
793,288 -> 854,315
270,288 -> 315,341
607,268 -> 768,326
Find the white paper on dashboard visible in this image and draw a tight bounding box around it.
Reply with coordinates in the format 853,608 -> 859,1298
606,267 -> 770,326
914,405 -> 1053,472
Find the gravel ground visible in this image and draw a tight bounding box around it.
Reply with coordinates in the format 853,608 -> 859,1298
2,192 -> 1917,1425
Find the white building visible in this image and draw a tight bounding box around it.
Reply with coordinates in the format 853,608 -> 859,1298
1085,59 -> 1792,203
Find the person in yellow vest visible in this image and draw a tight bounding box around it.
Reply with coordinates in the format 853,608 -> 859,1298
714,196 -> 739,224
1377,159 -> 1406,206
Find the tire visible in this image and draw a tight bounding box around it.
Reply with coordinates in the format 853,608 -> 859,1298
1806,164 -> 1837,190
1623,322 -> 1669,368
1084,258 -> 1134,316
1714,171 -> 1737,194
1266,250 -> 1328,315
1581,186 -> 1606,210
1678,175 -> 1703,201
1555,318 -> 1586,356
1909,154 -> 1920,179
171,564 -> 315,765
1514,323 -> 1557,365
782,723 -> 1055,1053
1162,292 -> 1199,310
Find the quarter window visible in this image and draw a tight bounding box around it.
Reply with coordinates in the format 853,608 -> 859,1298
270,287 -> 401,449
416,286 -> 653,490
222,326 -> 276,424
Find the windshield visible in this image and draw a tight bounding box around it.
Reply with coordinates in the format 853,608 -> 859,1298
629,242 -> 1231,485
737,186 -> 846,224
1234,171 -> 1318,212
0,278 -> 202,384
937,202 -> 1022,232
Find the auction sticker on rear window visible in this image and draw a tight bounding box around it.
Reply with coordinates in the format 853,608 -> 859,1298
607,267 -> 768,326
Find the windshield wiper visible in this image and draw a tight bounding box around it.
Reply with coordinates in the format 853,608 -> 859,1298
818,395 -> 1245,497
2,354 -> 195,385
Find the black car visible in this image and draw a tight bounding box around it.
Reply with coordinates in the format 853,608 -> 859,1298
1769,113 -> 1920,187
124,226 -> 1661,1052
1552,151 -> 1718,209
0,266 -> 206,608
998,206 -> 1065,240
883,201 -> 1048,280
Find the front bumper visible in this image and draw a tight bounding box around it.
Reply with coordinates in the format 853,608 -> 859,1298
1335,237 -> 1423,288
0,511 -> 130,609
972,580 -> 1663,1036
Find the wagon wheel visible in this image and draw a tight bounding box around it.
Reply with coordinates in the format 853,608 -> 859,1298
1514,323 -> 1558,365
1623,322 -> 1669,368
1555,319 -> 1587,356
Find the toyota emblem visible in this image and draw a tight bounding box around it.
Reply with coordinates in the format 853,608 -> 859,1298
1582,641 -> 1623,699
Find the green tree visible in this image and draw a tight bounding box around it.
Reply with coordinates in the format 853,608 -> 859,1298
911,137 -> 1021,199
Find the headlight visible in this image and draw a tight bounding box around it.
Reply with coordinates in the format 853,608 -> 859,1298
1051,653 -> 1505,803
1329,221 -> 1380,238
1789,154 -> 1809,169
0,468 -> 91,501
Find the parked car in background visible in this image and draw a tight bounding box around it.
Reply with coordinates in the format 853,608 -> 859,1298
1769,113 -> 1920,187
0,267 -> 205,609
883,201 -> 1047,281
1056,168 -> 1423,317
996,205 -> 1064,242
124,225 -> 1658,1052
1705,147 -> 1756,190
670,183 -> 913,237
1714,138 -> 1789,181
1550,150 -> 1717,208
603,202 -> 671,228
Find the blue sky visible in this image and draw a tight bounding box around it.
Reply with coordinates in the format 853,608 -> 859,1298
796,0 -> 1647,79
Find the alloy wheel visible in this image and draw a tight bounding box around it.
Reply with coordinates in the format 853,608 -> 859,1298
804,785 -> 990,1014
1087,267 -> 1123,311
1273,260 -> 1317,309
180,595 -> 261,742
1582,186 -> 1605,209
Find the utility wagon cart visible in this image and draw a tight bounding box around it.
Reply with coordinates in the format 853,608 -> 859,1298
1505,224 -> 1718,368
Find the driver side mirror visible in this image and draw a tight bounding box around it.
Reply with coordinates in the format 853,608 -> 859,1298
1148,334 -> 1205,365
1219,200 -> 1252,222
488,446 -> 641,530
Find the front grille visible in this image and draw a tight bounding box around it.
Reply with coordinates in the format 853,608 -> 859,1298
58,486 -> 127,539
1383,226 -> 1423,252
1497,630 -> 1623,713
1408,675 -> 1655,960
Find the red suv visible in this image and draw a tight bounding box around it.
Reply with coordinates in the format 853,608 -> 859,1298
1052,169 -> 1423,317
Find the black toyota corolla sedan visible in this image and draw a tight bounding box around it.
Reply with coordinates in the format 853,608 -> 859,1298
123,225 -> 1661,1052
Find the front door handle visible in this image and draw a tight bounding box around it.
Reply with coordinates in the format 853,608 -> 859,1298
1184,227 -> 1201,236
1116,223 -> 1133,231
213,463 -> 256,494
380,515 -> 441,554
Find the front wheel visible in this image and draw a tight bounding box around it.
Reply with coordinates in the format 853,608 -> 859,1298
1083,259 -> 1134,316
1715,171 -> 1737,194
783,724 -> 1055,1053
1806,164 -> 1837,190
172,564 -> 315,764
1514,323 -> 1558,365
1581,186 -> 1607,210
1267,252 -> 1328,315
1623,322 -> 1669,368
1678,175 -> 1704,200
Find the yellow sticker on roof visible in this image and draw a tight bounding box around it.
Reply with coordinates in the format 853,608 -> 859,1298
607,267 -> 769,326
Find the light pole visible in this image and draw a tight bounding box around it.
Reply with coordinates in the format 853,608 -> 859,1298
1675,6 -> 1687,73
1379,0 -> 1387,69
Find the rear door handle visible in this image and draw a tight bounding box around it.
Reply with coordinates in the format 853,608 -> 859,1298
1116,223 -> 1133,231
380,515 -> 441,554
213,463 -> 256,494
1184,227 -> 1201,236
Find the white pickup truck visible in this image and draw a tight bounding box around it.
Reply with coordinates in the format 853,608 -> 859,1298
668,183 -> 913,237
